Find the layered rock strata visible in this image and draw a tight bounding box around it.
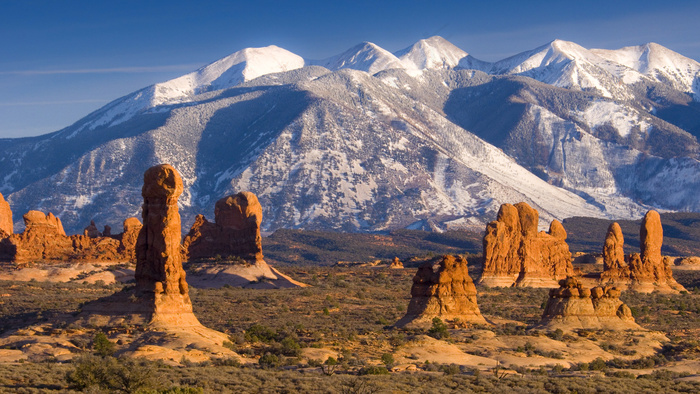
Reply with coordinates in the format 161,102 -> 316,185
183,192 -> 263,262
539,277 -> 640,331
0,212 -> 141,263
395,255 -> 487,328
600,211 -> 686,293
480,202 -> 574,287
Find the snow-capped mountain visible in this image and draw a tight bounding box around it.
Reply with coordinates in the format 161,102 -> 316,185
1,36 -> 699,235
591,42 -> 700,98
395,36 -> 467,70
313,42 -> 404,74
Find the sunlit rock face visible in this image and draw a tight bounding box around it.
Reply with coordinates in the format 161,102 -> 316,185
395,255 -> 487,328
480,202 -> 573,288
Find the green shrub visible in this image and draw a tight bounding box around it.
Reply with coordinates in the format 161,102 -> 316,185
258,353 -> 280,369
428,317 -> 449,339
245,323 -> 277,343
92,331 -> 115,357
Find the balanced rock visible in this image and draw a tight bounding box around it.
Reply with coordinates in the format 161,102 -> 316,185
183,191 -> 263,262
600,211 -> 685,293
539,277 -> 640,331
480,202 -> 574,287
395,255 -> 487,328
0,193 -> 12,237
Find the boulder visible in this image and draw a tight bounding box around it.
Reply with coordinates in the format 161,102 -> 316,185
480,202 -> 574,288
395,255 -> 487,328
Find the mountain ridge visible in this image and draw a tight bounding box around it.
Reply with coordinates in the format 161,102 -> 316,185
1,37 -> 699,235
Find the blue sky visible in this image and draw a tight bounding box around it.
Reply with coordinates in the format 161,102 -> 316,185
1,0 -> 699,138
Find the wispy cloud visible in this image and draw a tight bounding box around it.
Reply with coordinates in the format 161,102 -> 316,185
0,64 -> 203,76
0,99 -> 109,107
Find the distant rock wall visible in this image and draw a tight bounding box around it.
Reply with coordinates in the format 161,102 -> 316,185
0,210 -> 141,263
395,255 -> 487,328
480,202 -> 574,287
539,277 -> 640,331
183,191 -> 264,262
600,210 -> 686,293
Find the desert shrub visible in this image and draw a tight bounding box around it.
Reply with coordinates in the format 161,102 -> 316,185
245,323 -> 277,343
439,363 -> 461,375
428,317 -> 449,339
67,354 -> 159,392
380,353 -> 394,367
92,331 -> 115,357
258,353 -> 280,369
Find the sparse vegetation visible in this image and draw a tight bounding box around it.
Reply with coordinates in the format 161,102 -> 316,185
0,266 -> 699,392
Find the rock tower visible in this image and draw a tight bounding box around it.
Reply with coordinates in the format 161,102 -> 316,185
183,191 -> 263,261
0,193 -> 12,237
480,202 -> 574,287
600,211 -> 685,293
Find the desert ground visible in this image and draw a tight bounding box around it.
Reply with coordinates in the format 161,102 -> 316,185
0,258 -> 698,393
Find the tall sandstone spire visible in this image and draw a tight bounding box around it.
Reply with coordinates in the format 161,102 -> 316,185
133,164 -> 200,326
600,211 -> 685,293
0,193 -> 12,236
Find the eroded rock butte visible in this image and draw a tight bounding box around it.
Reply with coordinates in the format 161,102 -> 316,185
480,202 -> 574,287
395,255 -> 487,328
538,277 -> 640,331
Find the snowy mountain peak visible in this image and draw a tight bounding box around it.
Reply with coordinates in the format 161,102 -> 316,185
591,42 -> 700,96
395,36 -> 468,70
151,45 -> 305,106
314,41 -> 405,74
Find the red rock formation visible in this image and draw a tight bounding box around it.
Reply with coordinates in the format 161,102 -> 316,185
602,223 -> 626,272
395,255 -> 487,328
539,277 -> 639,331
0,193 -> 12,237
389,257 -> 404,269
0,212 -> 142,263
83,221 -> 101,238
183,191 -> 264,262
480,202 -> 574,288
600,211 -> 685,293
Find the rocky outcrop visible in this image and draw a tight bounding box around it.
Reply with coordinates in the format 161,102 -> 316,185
0,193 -> 12,237
83,220 -> 101,238
395,255 -> 487,328
480,202 -> 574,287
0,213 -> 141,263
600,211 -> 686,293
3,165 -> 240,365
389,257 -> 404,269
538,277 -> 641,331
183,192 -> 263,262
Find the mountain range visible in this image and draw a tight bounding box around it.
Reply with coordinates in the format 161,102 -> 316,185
1,36 -> 699,235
